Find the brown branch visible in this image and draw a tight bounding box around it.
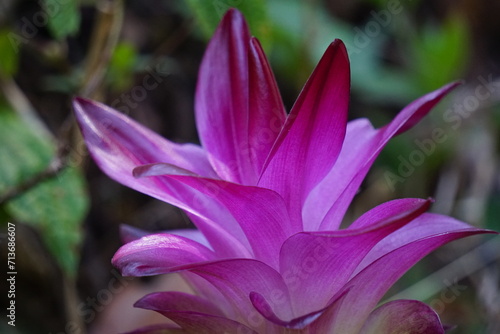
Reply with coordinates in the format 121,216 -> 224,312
0,157 -> 64,205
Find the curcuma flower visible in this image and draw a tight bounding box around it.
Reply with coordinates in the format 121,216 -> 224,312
74,9 -> 495,334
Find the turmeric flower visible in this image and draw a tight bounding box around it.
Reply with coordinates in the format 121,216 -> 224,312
74,9 -> 494,333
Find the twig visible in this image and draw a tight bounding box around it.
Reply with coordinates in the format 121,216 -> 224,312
0,157 -> 65,205
79,0 -> 124,99
0,0 -> 125,206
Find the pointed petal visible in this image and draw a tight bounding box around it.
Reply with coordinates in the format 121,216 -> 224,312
195,9 -> 286,185
137,167 -> 294,268
279,198 -> 430,314
73,97 -> 214,177
329,228 -> 494,333
135,291 -> 224,317
352,213 -> 486,275
248,37 -> 287,174
123,324 -> 183,334
359,300 -> 445,334
73,97 -> 249,258
348,198 -> 432,230
302,82 -> 460,231
157,312 -> 257,334
259,39 -> 350,228
112,233 -> 216,276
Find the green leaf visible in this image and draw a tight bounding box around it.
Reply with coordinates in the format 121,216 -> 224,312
183,0 -> 272,48
409,14 -> 470,91
107,42 -> 138,92
43,0 -> 81,40
0,107 -> 89,276
0,29 -> 19,77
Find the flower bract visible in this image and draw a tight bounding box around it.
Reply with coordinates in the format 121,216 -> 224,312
73,9 -> 495,334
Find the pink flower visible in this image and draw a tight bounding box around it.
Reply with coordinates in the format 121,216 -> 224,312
74,9 -> 495,334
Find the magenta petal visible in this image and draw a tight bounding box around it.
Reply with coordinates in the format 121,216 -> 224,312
348,198 -> 432,230
154,312 -> 257,334
73,98 -> 250,258
73,97 -> 214,177
189,259 -> 294,324
123,323 -> 183,334
112,233 -> 216,276
303,82 -> 460,231
161,174 -> 295,268
353,213 -> 482,275
359,300 -> 445,334
249,290 -> 349,329
135,291 -> 224,317
247,37 -> 287,176
329,229 -> 494,333
279,198 -> 430,314
195,9 -> 286,185
304,288 -> 351,333
259,39 -> 350,228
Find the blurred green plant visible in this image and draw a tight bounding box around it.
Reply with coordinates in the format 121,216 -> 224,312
407,14 -> 470,92
182,0 -> 272,48
107,41 -> 138,92
43,0 -> 81,40
0,29 -> 19,77
0,107 -> 89,277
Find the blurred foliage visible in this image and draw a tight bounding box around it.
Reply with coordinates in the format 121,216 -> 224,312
0,107 -> 89,276
182,0 -> 272,48
107,41 -> 138,92
0,29 -> 19,77
43,0 -> 81,40
408,14 -> 470,92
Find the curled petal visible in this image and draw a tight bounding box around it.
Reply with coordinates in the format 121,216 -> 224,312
189,259 -> 294,325
119,225 -> 211,251
250,289 -> 350,330
135,291 -> 225,317
112,233 -> 216,276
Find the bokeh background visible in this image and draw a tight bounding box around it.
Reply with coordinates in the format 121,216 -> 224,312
0,0 -> 499,333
